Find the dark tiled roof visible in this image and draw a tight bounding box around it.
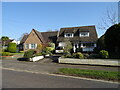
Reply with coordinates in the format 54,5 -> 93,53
41,31 -> 58,43
20,29 -> 58,44
57,25 -> 98,42
33,29 -> 45,43
20,34 -> 28,44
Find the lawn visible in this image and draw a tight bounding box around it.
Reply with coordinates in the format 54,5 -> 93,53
57,68 -> 120,81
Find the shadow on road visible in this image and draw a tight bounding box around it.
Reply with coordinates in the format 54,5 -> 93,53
50,54 -> 62,63
17,57 -> 28,61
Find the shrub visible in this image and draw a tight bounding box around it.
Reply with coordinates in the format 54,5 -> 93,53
35,53 -> 42,56
2,52 -> 13,56
72,53 -> 77,58
46,47 -> 54,52
64,51 -> 72,58
89,54 -> 100,59
104,24 -> 120,54
99,50 -> 109,59
83,53 -> 89,59
7,43 -> 17,53
41,47 -> 52,56
72,52 -> 84,59
24,49 -> 36,58
48,43 -> 55,49
36,44 -> 43,53
76,52 -> 84,59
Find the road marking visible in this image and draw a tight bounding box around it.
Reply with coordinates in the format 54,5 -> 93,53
2,67 -> 119,84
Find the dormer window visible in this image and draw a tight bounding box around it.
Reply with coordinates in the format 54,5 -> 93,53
64,33 -> 74,37
80,32 -> 89,37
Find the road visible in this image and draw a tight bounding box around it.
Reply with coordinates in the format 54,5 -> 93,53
2,69 -> 119,88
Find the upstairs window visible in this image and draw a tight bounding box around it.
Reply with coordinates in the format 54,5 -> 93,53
80,32 -> 89,37
64,33 -> 74,37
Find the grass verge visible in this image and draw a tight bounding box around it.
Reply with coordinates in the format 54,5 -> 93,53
56,68 -> 120,81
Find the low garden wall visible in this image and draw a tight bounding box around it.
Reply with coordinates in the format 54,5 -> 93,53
58,57 -> 120,66
29,56 -> 44,62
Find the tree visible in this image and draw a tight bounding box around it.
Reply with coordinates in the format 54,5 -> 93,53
18,33 -> 28,41
1,36 -> 9,46
94,35 -> 106,53
7,43 -> 17,53
98,7 -> 118,31
104,23 -> 120,54
63,39 -> 72,53
36,44 -> 43,53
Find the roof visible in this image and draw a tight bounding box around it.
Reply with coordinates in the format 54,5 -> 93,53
41,31 -> 58,43
20,29 -> 58,44
57,25 -> 98,42
20,34 -> 28,44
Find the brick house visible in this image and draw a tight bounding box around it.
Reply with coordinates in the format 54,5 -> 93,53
20,25 -> 98,52
19,29 -> 58,51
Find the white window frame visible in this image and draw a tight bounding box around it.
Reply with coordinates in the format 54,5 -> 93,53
64,33 -> 74,37
30,44 -> 36,49
80,32 -> 89,37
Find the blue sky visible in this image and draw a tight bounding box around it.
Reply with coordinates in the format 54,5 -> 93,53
2,2 -> 118,40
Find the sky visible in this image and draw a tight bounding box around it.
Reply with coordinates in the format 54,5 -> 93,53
2,2 -> 118,40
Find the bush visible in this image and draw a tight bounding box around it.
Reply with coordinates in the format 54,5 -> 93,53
36,44 -> 43,53
89,54 -> 100,59
2,52 -> 13,56
76,52 -> 84,59
41,47 -> 52,56
83,53 -> 89,59
46,47 -> 54,52
48,43 -> 55,49
99,50 -> 109,59
104,24 -> 120,54
7,43 -> 17,53
35,53 -> 42,56
72,52 -> 84,59
24,49 -> 36,58
64,51 -> 72,58
72,53 -> 77,58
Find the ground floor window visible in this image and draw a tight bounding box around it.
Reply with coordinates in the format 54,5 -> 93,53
25,44 -> 29,49
31,44 -> 36,49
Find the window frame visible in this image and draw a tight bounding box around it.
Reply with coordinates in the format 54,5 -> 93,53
80,32 -> 89,37
64,33 -> 74,37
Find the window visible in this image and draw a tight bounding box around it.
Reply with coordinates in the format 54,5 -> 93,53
25,44 -> 29,49
31,44 -> 36,49
80,32 -> 89,37
64,33 -> 74,37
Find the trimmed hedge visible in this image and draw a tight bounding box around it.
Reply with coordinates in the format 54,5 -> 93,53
7,43 -> 17,53
2,52 -> 13,56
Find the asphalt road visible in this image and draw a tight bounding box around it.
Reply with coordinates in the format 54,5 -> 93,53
2,69 -> 119,88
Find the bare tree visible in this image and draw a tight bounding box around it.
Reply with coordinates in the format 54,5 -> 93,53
97,6 -> 118,30
17,33 -> 28,41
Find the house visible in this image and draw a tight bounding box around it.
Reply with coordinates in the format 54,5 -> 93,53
57,25 -> 98,52
19,29 -> 58,51
20,25 -> 98,52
